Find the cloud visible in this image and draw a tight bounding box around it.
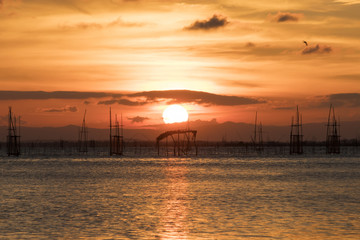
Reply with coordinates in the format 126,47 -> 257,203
128,90 -> 264,106
309,93 -> 360,108
268,12 -> 303,22
328,93 -> 360,107
107,17 -> 144,27
332,74 -> 360,81
98,98 -> 149,106
334,0 -> 360,5
98,90 -> 264,106
0,90 -> 264,107
0,91 -> 122,100
245,42 -> 256,48
60,17 -> 144,31
40,106 -> 78,113
128,116 -> 150,123
184,14 -> 229,31
216,80 -> 259,88
0,0 -> 16,9
272,106 -> 296,111
302,44 -> 332,55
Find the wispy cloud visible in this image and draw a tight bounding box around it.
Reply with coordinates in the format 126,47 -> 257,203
334,0 -> 360,5
268,12 -> 303,22
128,116 -> 150,123
332,74 -> 360,81
98,90 -> 264,107
60,17 -> 144,31
0,91 -> 122,100
302,44 -> 332,55
328,93 -> 360,107
272,106 -> 296,111
215,80 -> 259,88
0,0 -> 15,9
184,14 -> 229,31
40,106 -> 78,113
98,99 -> 149,106
245,42 -> 256,48
307,93 -> 360,108
0,90 -> 263,107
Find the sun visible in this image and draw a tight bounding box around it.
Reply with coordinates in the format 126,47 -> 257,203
162,104 -> 189,124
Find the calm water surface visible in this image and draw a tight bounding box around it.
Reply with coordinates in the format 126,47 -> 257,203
0,156 -> 359,239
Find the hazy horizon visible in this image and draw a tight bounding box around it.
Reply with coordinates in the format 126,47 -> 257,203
2,119 -> 359,142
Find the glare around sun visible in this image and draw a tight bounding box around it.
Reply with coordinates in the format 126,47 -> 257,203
162,104 -> 189,124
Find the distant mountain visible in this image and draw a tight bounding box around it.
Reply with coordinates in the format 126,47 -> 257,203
0,120 -> 359,142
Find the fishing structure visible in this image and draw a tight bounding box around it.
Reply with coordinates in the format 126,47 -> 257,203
156,122 -> 197,156
78,110 -> 88,153
326,104 -> 340,154
290,106 -> 303,154
251,111 -> 263,152
109,108 -> 124,156
7,107 -> 21,156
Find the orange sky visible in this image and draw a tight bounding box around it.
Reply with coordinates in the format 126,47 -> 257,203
1,0 -> 360,128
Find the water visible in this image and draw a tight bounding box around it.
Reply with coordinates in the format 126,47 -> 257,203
1,156 -> 359,239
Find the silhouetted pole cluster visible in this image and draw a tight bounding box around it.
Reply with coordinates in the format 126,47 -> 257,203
109,107 -> 124,156
290,106 -> 303,154
7,107 -> 21,156
78,110 -> 88,153
252,112 -> 263,153
326,104 -> 340,154
3,104 -> 347,157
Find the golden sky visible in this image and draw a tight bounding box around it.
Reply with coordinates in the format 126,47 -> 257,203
1,0 -> 360,128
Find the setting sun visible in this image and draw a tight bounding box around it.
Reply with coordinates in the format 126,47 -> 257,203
162,104 -> 189,124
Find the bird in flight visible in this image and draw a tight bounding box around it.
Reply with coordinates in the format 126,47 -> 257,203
303,40 -> 308,46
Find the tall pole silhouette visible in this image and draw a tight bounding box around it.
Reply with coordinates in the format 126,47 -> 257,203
7,107 -> 21,156
109,107 -> 112,155
252,112 -> 263,152
326,104 -> 340,154
78,110 -> 88,153
290,106 -> 303,154
109,107 -> 124,156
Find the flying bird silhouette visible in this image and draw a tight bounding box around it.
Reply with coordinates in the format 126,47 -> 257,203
303,40 -> 308,46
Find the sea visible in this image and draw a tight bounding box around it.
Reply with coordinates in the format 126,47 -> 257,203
1,148 -> 360,239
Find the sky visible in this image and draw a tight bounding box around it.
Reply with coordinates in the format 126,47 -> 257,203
1,0 -> 360,129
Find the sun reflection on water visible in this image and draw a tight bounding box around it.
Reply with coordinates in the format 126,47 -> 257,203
159,161 -> 189,239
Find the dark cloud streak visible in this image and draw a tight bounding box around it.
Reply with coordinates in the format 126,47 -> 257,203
128,116 -> 150,123
61,17 -> 144,31
184,14 -> 229,31
269,12 -> 303,22
302,44 -> 332,55
0,91 -> 122,100
0,90 -> 264,107
41,106 -> 78,113
308,93 -> 360,108
127,90 -> 264,106
328,93 -> 360,107
98,99 -> 149,106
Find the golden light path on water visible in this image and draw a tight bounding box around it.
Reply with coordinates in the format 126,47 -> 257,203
159,162 -> 189,239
